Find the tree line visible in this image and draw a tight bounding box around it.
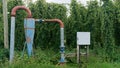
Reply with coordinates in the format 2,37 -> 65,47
0,0 -> 120,62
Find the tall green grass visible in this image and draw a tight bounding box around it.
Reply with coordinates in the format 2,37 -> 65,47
1,49 -> 120,68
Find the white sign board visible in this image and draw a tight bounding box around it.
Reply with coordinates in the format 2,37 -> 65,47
77,32 -> 90,45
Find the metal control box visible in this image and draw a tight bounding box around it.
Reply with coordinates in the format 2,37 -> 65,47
77,32 -> 90,45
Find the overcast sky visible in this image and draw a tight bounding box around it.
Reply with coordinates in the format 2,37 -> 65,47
46,0 -> 88,6
46,0 -> 89,6
32,0 -> 100,6
32,0 -> 100,16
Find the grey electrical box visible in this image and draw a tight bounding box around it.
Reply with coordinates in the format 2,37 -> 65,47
77,32 -> 90,45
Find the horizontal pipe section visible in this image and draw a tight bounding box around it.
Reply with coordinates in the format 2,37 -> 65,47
11,6 -> 32,18
44,19 -> 64,28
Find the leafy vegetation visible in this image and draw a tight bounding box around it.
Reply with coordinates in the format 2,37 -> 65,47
0,0 -> 4,47
0,0 -> 120,67
0,49 -> 120,68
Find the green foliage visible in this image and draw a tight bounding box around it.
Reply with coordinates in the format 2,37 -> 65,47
0,0 -> 4,47
99,1 -> 115,61
67,0 -> 120,62
0,0 -> 120,64
114,0 -> 120,46
29,0 -> 67,49
0,48 -> 9,62
1,49 -> 120,68
8,0 -> 28,50
88,62 -> 120,68
66,0 -> 85,48
1,49 -> 77,68
86,1 -> 101,49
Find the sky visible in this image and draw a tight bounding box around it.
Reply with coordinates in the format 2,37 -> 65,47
32,0 -> 100,16
46,0 -> 89,6
32,0 -> 100,6
44,0 -> 94,16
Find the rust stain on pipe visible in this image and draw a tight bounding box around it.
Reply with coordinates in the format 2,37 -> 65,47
11,6 -> 32,18
44,19 -> 64,28
26,36 -> 31,43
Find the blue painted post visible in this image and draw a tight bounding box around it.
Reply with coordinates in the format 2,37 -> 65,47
24,18 -> 35,57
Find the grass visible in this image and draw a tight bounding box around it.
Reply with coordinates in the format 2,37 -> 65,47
88,62 -> 120,68
1,48 -> 120,68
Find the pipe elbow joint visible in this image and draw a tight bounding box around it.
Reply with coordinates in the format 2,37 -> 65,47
44,19 -> 64,28
11,6 -> 32,18
54,19 -> 64,28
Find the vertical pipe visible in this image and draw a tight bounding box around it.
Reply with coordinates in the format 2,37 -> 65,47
10,17 -> 15,63
43,19 -> 65,63
10,6 -> 32,63
60,28 -> 65,63
60,28 -> 64,47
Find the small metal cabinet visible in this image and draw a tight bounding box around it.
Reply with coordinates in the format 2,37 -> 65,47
77,32 -> 90,63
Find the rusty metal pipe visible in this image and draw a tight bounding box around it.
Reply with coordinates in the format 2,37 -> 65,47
44,19 -> 64,28
11,6 -> 32,18
44,19 -> 65,63
10,6 -> 32,63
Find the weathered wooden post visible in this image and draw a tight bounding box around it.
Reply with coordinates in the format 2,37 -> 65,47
2,0 -> 9,49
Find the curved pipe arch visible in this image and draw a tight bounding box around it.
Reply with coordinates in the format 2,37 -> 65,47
10,6 -> 32,63
11,6 -> 32,18
44,19 -> 64,28
43,19 -> 65,63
